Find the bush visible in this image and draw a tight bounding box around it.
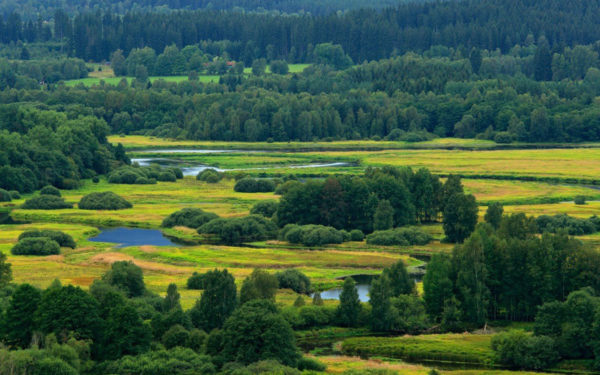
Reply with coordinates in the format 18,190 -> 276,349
275,181 -> 302,195
350,229 -> 365,241
0,188 -> 11,202
250,201 -> 279,218
8,190 -> 20,199
491,330 -> 559,370
18,230 -> 76,248
162,208 -> 219,228
275,269 -> 312,294
157,171 -> 177,182
108,166 -> 171,185
40,185 -> 61,197
574,195 -> 586,205
11,237 -> 60,255
283,224 -> 346,247
234,178 -> 276,193
187,272 -> 207,290
22,195 -> 73,210
162,324 -> 190,349
92,176 -> 100,183
78,192 -> 132,210
366,227 -> 433,246
297,357 -> 326,371
197,169 -> 223,183
494,131 -> 515,144
198,215 -> 278,244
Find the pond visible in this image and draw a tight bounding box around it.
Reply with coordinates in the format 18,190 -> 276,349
88,227 -> 179,248
318,283 -> 371,302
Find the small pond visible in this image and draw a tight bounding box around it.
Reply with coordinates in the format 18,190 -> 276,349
89,227 -> 178,248
318,283 -> 371,302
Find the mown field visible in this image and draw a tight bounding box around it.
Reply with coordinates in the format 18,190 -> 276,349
2,135 -> 599,374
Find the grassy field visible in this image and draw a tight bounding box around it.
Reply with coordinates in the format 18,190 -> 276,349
64,75 -> 219,87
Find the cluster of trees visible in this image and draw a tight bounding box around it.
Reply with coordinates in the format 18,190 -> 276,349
277,167 -> 476,242
424,211 -> 600,326
0,105 -> 126,193
0,57 -> 88,89
536,214 -> 600,235
108,165 -> 182,185
365,227 -> 432,246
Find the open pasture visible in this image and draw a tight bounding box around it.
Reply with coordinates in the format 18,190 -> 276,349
64,74 -> 219,87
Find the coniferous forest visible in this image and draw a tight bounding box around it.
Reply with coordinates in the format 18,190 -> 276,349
2,0 -> 600,374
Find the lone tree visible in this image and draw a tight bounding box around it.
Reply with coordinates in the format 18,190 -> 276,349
102,261 -> 146,297
190,269 -> 237,331
484,202 -> 504,229
240,269 -> 278,304
443,193 -> 478,243
336,277 -> 361,327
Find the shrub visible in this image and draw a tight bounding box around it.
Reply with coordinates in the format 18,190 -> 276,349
250,201 -> 278,218
162,324 -> 190,349
234,178 -> 276,193
491,330 -> 559,370
275,181 -> 302,195
157,171 -> 177,182
162,208 -> 219,228
8,190 -> 20,199
11,238 -> 60,255
78,192 -> 132,210
494,131 -> 515,144
366,227 -> 433,246
22,195 -> 73,210
170,168 -> 184,179
92,176 -> 100,183
0,188 -> 11,202
197,169 -> 223,183
187,272 -> 207,289
198,215 -> 278,244
283,224 -> 346,247
40,185 -> 61,197
18,230 -> 76,248
350,229 -> 365,241
275,269 -> 312,294
297,357 -> 326,371
574,195 -> 586,205
108,166 -> 171,185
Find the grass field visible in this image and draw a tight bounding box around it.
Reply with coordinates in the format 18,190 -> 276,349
64,75 -> 219,87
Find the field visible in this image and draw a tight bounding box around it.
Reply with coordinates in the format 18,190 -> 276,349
2,135 -> 599,374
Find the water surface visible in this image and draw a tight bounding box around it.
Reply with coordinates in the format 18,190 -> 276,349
89,227 -> 178,248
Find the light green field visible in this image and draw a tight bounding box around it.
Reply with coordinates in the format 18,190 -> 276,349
243,63 -> 311,74
64,75 -> 219,87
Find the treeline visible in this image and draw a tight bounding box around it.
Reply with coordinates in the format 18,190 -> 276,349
0,105 -> 127,192
0,57 -> 87,89
0,0 -> 405,19
4,0 -> 600,62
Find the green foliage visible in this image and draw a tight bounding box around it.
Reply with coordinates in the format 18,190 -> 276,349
162,324 -> 190,349
222,299 -> 300,366
240,269 -> 279,304
382,260 -> 415,296
366,227 -> 432,246
484,202 -> 504,229
99,303 -> 152,360
187,272 -> 207,290
3,284 -> 41,348
108,166 -> 173,185
349,229 -> 365,241
18,230 -> 76,248
190,269 -> 237,331
78,191 -> 132,210
336,277 -> 362,327
373,199 -> 394,230
0,252 -> 11,288
283,224 -> 346,247
104,347 -> 215,375
196,169 -> 223,183
163,283 -> 181,311
369,275 -> 393,332
275,269 -> 311,294
297,357 -> 326,371
8,190 -> 20,199
102,261 -> 146,297
234,178 -> 276,193
198,215 -> 278,244
491,330 -> 559,370
36,285 -> 102,341
574,195 -> 587,205
536,214 -> 600,235
11,238 -> 60,255
312,292 -> 323,306
250,200 -> 278,218
40,185 -> 61,197
423,253 -> 453,320
270,60 -> 289,75
162,208 -> 218,229
443,193 -> 478,243
22,195 -> 73,210
0,189 -> 11,202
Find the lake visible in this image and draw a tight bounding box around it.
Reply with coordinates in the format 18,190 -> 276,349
89,227 -> 178,248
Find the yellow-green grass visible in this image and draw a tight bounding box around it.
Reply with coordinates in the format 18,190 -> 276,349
64,75 -> 219,87
109,135 -> 502,151
312,148 -> 600,181
315,355 -> 557,375
342,333 -> 496,366
499,201 -> 600,218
